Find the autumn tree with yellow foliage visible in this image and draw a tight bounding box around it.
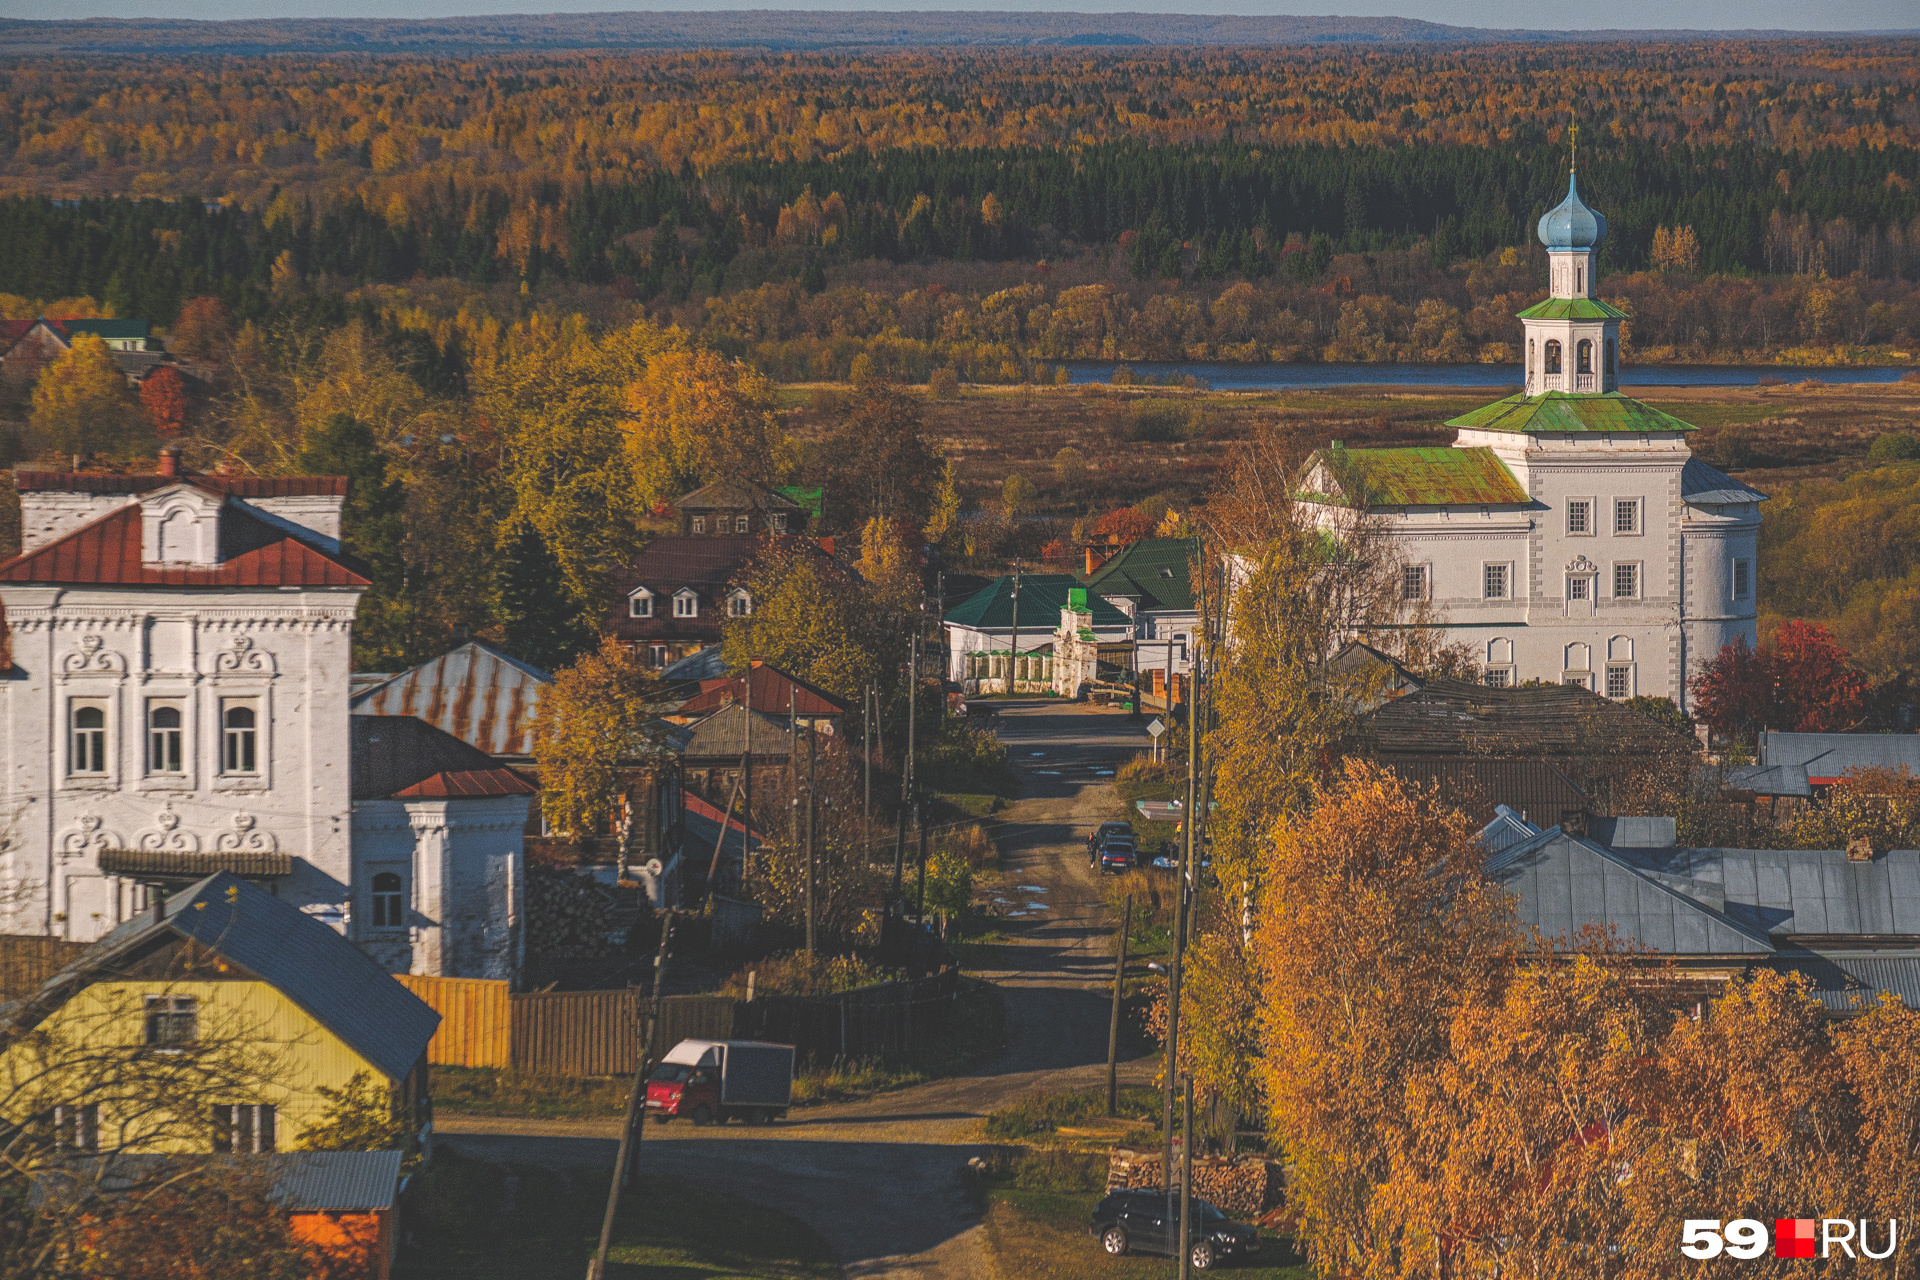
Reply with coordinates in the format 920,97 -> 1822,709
620,348 -> 793,511
532,636 -> 678,840
30,333 -> 146,459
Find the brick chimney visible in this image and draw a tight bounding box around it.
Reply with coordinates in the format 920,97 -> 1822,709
157,444 -> 181,479
1085,544 -> 1112,576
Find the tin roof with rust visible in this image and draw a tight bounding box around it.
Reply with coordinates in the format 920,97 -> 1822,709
15,470 -> 347,498
675,660 -> 848,719
351,641 -> 552,760
1298,445 -> 1528,508
0,501 -> 365,589
350,715 -> 535,801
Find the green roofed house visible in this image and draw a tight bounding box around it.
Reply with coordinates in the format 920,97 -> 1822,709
943,573 -> 1132,693
1296,162 -> 1764,710
1081,536 -> 1201,694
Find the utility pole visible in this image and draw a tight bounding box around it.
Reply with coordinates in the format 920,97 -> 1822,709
915,793 -> 929,926
1165,557 -> 1203,1207
788,689 -> 798,852
588,914 -> 673,1280
804,714 -> 818,957
863,683 -> 873,830
1006,569 -> 1021,695
740,678 -> 753,896
1107,894 -> 1131,1117
1178,1076 -> 1194,1280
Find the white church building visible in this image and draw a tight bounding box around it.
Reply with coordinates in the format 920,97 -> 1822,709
0,453 -> 531,980
1298,171 -> 1764,707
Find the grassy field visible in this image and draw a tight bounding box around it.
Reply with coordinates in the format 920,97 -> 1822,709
402,1149 -> 838,1280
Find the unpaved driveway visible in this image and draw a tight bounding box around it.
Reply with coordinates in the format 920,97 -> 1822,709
440,700 -> 1153,1279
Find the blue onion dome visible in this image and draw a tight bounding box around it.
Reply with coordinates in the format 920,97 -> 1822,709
1537,173 -> 1608,251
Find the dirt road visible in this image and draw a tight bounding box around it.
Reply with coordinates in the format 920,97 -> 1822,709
440,699 -> 1152,1278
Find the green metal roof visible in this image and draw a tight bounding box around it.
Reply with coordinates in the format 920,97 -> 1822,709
775,485 -> 824,520
1445,391 -> 1699,435
1300,446 -> 1528,508
1082,537 -> 1199,614
945,572 -> 1131,630
59,318 -> 149,340
1515,297 -> 1628,321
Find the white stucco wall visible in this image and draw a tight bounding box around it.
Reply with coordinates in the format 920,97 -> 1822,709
353,795 -> 529,983
0,583 -> 361,941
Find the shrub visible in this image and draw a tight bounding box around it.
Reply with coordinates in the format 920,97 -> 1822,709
1053,445 -> 1087,483
1124,398 -> 1196,443
1868,430 -> 1920,461
927,366 -> 960,399
984,1088 -> 1162,1140
724,950 -> 892,997
924,717 -> 1016,795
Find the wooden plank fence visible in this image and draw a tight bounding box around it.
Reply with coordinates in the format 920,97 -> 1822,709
397,975 -> 511,1069
0,935 -> 87,1003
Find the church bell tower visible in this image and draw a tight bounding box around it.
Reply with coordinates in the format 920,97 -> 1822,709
1520,129 -> 1626,396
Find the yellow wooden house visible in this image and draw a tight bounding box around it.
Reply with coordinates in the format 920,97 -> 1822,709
2,871 -> 439,1155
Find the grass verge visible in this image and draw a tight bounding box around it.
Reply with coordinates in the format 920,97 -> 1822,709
432,1066 -> 629,1121
403,1147 -> 836,1279
975,1148 -> 1311,1280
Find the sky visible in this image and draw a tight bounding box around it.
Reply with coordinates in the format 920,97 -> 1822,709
8,1 -> 1914,30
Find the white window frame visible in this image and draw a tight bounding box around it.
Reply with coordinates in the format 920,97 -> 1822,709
628,588 -> 654,619
1400,564 -> 1429,602
672,590 -> 699,619
69,700 -> 110,778
1482,667 -> 1513,689
1732,557 -> 1751,601
1566,496 -> 1595,537
727,589 -> 753,618
1482,562 -> 1511,601
220,699 -> 261,776
211,1102 -> 276,1154
1613,562 -> 1640,600
648,645 -> 669,668
735,515 -> 750,534
1605,663 -> 1635,699
771,513 -> 788,534
369,868 -> 406,931
1613,497 -> 1643,537
146,700 -> 185,776
1566,574 -> 1592,602
691,516 -> 706,534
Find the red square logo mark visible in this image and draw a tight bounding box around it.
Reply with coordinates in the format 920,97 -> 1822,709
1775,1219 -> 1817,1259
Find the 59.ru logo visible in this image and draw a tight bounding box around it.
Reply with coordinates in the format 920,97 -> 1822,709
1682,1219 -> 1899,1260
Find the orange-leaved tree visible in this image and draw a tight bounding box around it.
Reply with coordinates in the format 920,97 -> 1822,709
31,332 -> 145,459
138,364 -> 191,438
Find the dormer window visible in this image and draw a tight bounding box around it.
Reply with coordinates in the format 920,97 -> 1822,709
628,588 -> 654,619
727,589 -> 753,618
141,486 -> 222,565
673,590 -> 699,619
771,513 -> 788,533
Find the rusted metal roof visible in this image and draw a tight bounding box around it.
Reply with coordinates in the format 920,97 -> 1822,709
677,661 -> 849,718
97,849 -> 294,880
351,715 -> 536,800
14,471 -> 347,497
1299,445 -> 1528,508
351,641 -> 551,760
0,502 -> 366,588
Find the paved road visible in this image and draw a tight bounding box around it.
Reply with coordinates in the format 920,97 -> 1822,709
440,700 -> 1154,1278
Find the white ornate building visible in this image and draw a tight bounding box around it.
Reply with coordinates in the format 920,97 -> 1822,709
0,456 -> 529,981
1298,172 -> 1765,707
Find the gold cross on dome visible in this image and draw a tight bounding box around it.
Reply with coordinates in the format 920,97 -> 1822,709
1570,120 -> 1578,175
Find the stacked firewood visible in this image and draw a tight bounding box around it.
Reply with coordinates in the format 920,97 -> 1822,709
1106,1146 -> 1278,1220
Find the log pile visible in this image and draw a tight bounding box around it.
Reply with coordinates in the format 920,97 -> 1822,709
1106,1146 -> 1279,1220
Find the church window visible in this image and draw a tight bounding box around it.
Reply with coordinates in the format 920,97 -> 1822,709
1544,341 -> 1562,374
1614,499 -> 1640,535
1481,668 -> 1512,689
371,871 -> 404,928
1606,664 -> 1634,699
147,704 -> 183,774
1613,563 -> 1640,599
70,704 -> 107,775
1733,558 -> 1751,600
1483,564 -> 1510,600
1575,264 -> 1585,293
1567,499 -> 1592,535
1577,339 -> 1593,374
222,704 -> 258,774
1400,565 -> 1428,601
1568,575 -> 1591,601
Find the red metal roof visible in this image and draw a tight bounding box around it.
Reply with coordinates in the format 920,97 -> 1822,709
679,660 -> 848,718
0,504 -> 366,589
391,768 -> 537,799
0,319 -> 33,353
14,471 -> 347,498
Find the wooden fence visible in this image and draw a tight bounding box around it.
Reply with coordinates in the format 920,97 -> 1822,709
0,935 -> 87,1003
397,975 -> 511,1069
405,968 -> 960,1079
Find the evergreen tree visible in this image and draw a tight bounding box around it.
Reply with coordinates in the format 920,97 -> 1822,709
492,520 -> 596,674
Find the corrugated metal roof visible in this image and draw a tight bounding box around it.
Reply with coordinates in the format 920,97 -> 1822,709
14,472 -> 347,497
1514,297 -> 1629,320
351,641 -> 551,759
40,873 -> 438,1081
1369,679 -> 1690,758
1757,954 -> 1920,1013
1384,758 -> 1588,824
35,1151 -> 402,1212
675,478 -> 802,512
1680,457 -> 1768,506
676,662 -> 848,719
55,318 -> 150,342
1615,846 -> 1920,938
1726,732 -> 1920,799
683,704 -> 802,762
1446,392 -> 1699,434
943,573 -> 1132,630
352,716 -> 536,801
0,502 -> 365,588
1083,537 -> 1199,613
1300,445 -> 1528,508
97,849 -> 294,879
662,646 -> 728,680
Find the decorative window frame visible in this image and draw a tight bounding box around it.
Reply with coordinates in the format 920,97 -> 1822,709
627,588 -> 655,619
1482,561 -> 1513,601
734,515 -> 750,534
213,694 -> 270,793
1612,561 -> 1642,601
1566,495 -> 1597,537
1731,557 -> 1751,602
672,589 -> 699,619
690,516 -> 707,534
1399,563 -> 1430,603
727,588 -> 753,617
1605,663 -> 1636,700
1612,496 -> 1644,537
65,696 -> 116,788
137,694 -> 196,793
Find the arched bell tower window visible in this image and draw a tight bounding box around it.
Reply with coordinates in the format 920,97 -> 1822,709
1576,339 -> 1593,374
1544,341 -> 1562,375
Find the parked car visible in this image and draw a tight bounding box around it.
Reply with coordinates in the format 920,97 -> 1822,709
646,1038 -> 794,1125
1089,1190 -> 1259,1270
1088,821 -> 1134,864
1097,835 -> 1139,873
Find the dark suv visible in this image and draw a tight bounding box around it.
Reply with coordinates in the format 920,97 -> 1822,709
1089,1190 -> 1258,1270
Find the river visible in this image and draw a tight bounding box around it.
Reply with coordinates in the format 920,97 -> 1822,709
1061,361 -> 1914,391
